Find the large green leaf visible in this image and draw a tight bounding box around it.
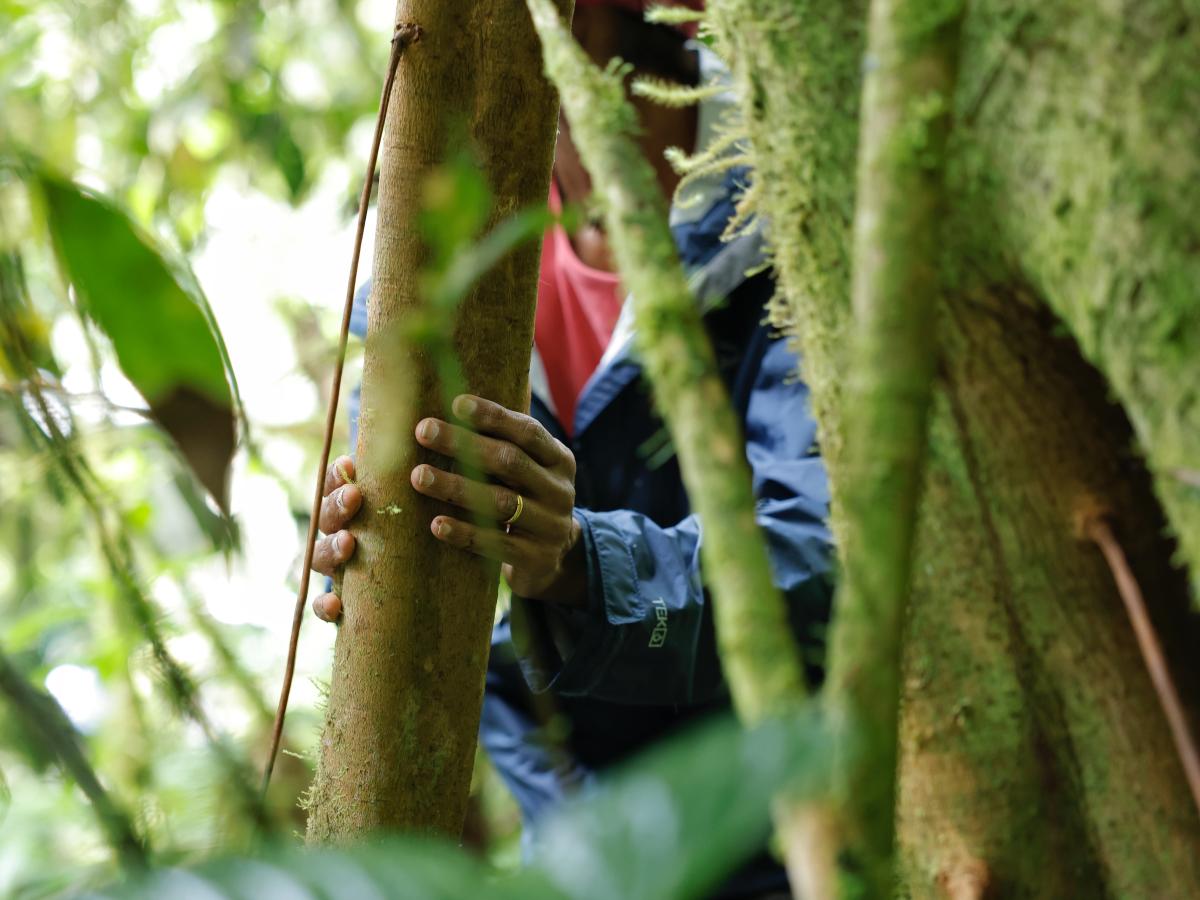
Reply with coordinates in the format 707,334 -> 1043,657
89,711 -> 828,899
38,175 -> 235,509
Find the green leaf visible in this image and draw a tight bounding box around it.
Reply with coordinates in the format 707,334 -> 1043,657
0,251 -> 60,379
38,175 -> 236,509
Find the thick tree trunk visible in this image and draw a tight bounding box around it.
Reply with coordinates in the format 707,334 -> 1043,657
897,283 -> 1200,897
953,0 -> 1200,601
305,0 -> 562,841
709,0 -> 1200,894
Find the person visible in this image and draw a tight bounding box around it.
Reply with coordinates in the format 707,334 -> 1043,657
309,2 -> 834,895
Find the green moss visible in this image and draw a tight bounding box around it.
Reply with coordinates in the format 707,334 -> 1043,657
707,0 -> 866,495
952,0 -> 1200,597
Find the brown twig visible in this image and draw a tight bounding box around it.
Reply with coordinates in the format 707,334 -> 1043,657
1083,512 -> 1200,817
261,22 -> 421,797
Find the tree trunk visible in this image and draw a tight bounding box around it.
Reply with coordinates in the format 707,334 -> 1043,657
709,0 -> 1200,894
305,0 -> 562,841
953,0 -> 1200,601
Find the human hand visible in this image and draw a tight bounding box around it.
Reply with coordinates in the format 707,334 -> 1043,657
412,394 -> 586,607
310,455 -> 361,623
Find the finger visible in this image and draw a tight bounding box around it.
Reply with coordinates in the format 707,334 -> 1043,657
415,418 -> 555,497
411,465 -> 558,535
319,483 -> 362,533
324,455 -> 356,495
452,394 -> 569,470
312,592 -> 343,623
430,515 -> 539,565
312,530 -> 355,576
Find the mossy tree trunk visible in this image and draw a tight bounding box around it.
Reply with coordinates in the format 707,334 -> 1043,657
817,1 -> 964,894
709,0 -> 1200,895
304,0 -> 563,841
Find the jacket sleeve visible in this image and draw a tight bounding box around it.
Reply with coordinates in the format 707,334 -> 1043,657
510,331 -> 834,706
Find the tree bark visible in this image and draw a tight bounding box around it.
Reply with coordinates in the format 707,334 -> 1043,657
305,0 -> 562,841
708,0 -> 1200,894
953,0 -> 1200,601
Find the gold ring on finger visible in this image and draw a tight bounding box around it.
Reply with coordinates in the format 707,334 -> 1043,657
502,493 -> 524,532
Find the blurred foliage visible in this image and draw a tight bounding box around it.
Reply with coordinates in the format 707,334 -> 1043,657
0,0 -> 387,248
37,173 -> 237,506
97,712 -> 829,900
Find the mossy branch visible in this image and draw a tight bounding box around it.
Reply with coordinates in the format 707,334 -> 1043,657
644,4 -> 706,26
630,77 -> 726,108
705,0 -> 866,478
672,153 -> 752,209
721,176 -> 761,241
525,0 -> 806,722
663,128 -> 745,176
820,0 -> 964,893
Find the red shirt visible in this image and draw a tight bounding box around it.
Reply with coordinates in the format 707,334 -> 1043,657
534,184 -> 624,435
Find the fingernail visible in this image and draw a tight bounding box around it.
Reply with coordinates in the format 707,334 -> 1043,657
417,466 -> 434,488
335,485 -> 348,512
456,396 -> 478,418
336,532 -> 348,554
435,520 -> 450,538
420,419 -> 439,441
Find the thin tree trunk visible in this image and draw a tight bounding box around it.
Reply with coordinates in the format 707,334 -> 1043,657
817,0 -> 963,893
304,0 -> 562,841
525,0 -> 805,730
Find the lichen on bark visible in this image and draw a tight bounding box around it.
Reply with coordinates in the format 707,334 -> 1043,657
951,0 -> 1200,600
